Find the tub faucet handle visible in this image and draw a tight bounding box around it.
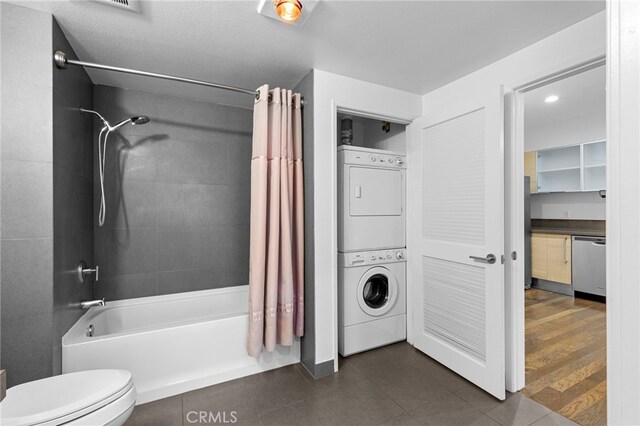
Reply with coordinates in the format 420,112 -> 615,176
77,261 -> 99,283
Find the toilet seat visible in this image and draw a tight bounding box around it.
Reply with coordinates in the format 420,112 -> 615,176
0,370 -> 136,426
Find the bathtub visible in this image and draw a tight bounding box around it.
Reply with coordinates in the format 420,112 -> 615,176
62,286 -> 300,404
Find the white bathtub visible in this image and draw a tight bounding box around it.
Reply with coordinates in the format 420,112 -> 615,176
62,286 -> 300,404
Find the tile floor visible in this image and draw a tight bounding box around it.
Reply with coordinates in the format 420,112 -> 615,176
125,342 -> 577,426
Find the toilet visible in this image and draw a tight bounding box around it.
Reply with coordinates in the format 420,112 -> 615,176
0,370 -> 136,426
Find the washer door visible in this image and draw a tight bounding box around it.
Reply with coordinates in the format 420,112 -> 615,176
357,266 -> 398,317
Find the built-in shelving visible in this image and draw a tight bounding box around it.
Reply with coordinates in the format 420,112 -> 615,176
535,140 -> 606,193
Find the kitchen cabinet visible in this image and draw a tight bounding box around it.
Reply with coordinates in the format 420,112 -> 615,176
524,151 -> 537,194
531,233 -> 547,279
531,233 -> 572,285
531,140 -> 606,193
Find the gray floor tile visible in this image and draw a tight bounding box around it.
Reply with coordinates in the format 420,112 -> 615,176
409,393 -> 500,426
296,357 -> 368,395
311,379 -> 404,426
125,395 -> 183,426
182,378 -> 259,425
377,412 -> 424,426
244,364 -> 317,413
121,344 -> 567,426
482,393 -> 551,426
529,412 -> 579,426
259,399 -> 338,426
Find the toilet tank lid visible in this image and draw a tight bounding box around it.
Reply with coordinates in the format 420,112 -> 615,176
0,369 -> 133,425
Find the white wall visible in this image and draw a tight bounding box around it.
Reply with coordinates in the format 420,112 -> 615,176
419,11 -> 605,393
531,192 -> 605,220
524,108 -> 605,151
312,70 -> 421,369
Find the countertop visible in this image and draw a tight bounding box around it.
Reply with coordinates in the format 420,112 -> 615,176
531,219 -> 606,237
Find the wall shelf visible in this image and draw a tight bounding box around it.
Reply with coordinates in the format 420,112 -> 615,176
535,140 -> 606,193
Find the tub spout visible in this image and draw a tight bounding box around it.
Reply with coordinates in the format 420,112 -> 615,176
81,298 -> 105,310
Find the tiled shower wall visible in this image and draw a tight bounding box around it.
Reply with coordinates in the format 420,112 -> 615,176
1,3 -> 94,386
93,85 -> 253,300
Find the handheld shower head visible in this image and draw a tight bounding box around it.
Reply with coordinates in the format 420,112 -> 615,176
112,116 -> 151,130
132,116 -> 150,125
111,115 -> 151,131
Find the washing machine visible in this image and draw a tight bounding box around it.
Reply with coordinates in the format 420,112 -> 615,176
338,248 -> 407,356
338,145 -> 406,252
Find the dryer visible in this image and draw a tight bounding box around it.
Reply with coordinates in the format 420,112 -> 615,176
338,145 -> 406,252
338,248 -> 407,356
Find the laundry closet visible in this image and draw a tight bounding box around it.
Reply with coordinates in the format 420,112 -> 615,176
336,114 -> 408,356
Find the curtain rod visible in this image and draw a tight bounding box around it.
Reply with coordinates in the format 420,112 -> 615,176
53,50 -> 304,106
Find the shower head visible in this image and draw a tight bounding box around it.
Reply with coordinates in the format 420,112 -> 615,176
132,116 -> 150,125
112,115 -> 151,131
80,108 -> 150,131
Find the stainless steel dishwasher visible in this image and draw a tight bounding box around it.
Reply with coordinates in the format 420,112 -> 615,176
572,236 -> 606,297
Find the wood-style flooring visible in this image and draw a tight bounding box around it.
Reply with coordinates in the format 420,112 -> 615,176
524,288 -> 606,426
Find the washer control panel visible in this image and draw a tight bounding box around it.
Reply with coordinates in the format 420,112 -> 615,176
344,249 -> 406,267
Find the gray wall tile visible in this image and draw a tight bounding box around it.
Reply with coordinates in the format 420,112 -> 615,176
0,3 -> 52,163
157,225 -> 227,272
52,91 -> 86,174
95,273 -> 158,301
157,267 -> 228,295
1,238 -> 54,387
95,227 -> 157,276
228,224 -> 250,286
156,183 -> 227,228
96,179 -> 157,229
95,128 -> 159,183
53,164 -> 82,237
1,159 -> 53,239
94,86 -> 253,300
155,138 -> 227,185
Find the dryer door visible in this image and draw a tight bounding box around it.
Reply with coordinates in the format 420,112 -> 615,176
349,167 -> 403,216
357,266 -> 398,316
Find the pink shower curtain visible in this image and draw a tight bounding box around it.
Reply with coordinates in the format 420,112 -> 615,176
247,85 -> 304,357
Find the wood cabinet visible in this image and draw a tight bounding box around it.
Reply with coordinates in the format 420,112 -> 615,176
524,151 -> 537,194
531,233 -> 547,278
531,233 -> 572,285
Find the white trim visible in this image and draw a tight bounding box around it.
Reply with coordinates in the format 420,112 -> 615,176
504,56 -> 606,393
606,1 -> 640,423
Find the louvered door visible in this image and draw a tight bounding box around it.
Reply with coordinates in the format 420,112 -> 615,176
408,86 -> 505,400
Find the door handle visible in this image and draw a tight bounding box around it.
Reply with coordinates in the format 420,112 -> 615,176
355,185 -> 361,198
469,254 -> 497,264
563,237 -> 568,264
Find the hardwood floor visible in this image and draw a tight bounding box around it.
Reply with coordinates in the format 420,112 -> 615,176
524,288 -> 606,426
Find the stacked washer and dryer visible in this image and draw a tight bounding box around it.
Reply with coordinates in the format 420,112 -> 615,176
338,145 -> 407,356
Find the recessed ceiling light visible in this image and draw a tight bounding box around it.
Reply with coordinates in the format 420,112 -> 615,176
257,0 -> 318,27
545,95 -> 559,103
274,0 -> 303,22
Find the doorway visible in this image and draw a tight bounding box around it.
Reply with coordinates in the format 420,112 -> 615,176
517,63 -> 607,425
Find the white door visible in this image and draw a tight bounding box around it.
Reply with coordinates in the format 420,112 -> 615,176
408,86 -> 505,399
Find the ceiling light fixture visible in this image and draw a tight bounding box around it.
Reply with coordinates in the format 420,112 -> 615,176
274,0 -> 303,22
545,95 -> 559,103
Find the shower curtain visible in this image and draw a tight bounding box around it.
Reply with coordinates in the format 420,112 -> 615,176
247,85 -> 304,357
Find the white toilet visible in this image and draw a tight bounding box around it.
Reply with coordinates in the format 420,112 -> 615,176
0,370 -> 136,426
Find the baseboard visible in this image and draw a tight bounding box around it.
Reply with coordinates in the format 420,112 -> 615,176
532,279 -> 574,296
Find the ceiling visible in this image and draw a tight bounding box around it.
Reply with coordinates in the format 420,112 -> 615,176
15,0 -> 604,108
525,65 -> 605,130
